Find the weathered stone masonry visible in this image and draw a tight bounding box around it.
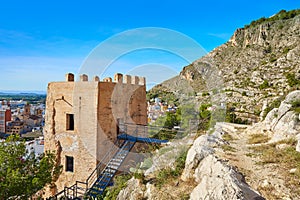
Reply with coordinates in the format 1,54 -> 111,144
44,73 -> 147,195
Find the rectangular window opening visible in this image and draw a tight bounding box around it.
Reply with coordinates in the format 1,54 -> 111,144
65,156 -> 74,172
66,114 -> 74,130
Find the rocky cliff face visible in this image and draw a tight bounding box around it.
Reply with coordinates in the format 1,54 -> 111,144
117,89 -> 300,199
152,10 -> 300,122
247,90 -> 300,147
114,10 -> 300,200
116,124 -> 265,200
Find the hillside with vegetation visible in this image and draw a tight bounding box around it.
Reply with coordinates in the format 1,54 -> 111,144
150,9 -> 300,124
104,9 -> 300,200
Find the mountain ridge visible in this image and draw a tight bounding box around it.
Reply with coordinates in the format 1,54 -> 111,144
151,9 -> 300,123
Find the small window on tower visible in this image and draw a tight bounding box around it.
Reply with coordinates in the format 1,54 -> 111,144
65,156 -> 74,172
66,114 -> 74,130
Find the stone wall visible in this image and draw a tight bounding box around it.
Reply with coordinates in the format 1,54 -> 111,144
44,73 -> 147,197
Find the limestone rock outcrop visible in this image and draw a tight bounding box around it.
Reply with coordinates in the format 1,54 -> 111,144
144,134 -> 193,176
182,127 -> 263,200
267,91 -> 300,135
117,123 -> 265,200
247,90 -> 300,152
190,154 -> 264,200
181,134 -> 222,181
117,178 -> 144,200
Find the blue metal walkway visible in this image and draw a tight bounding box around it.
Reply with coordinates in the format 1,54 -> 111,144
117,133 -> 168,144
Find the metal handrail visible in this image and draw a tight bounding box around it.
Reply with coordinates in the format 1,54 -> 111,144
86,139 -> 123,188
51,139 -> 123,199
49,123 -> 169,199
86,139 -> 136,196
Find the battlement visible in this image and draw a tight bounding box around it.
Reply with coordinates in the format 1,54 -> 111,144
65,73 -> 146,85
46,71 -> 148,197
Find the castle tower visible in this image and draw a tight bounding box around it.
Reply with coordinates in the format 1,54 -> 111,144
44,73 -> 147,196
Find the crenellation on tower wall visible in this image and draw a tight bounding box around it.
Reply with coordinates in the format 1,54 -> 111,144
138,76 -> 146,86
80,74 -> 88,82
114,73 -> 123,83
103,77 -> 112,82
123,75 -> 131,84
131,76 -> 139,84
94,76 -> 100,82
72,73 -> 145,85
65,73 -> 74,82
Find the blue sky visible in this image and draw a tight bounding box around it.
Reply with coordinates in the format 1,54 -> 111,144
0,0 -> 299,91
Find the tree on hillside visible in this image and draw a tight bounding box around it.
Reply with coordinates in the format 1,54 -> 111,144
0,135 -> 61,199
198,104 -> 212,130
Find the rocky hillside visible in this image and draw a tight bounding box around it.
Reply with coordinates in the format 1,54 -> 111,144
104,10 -> 300,200
114,90 -> 300,200
151,9 -> 300,123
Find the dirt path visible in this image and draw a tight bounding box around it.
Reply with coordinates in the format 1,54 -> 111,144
216,125 -> 292,200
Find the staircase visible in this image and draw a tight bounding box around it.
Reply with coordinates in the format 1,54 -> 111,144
49,132 -> 167,200
86,140 -> 136,198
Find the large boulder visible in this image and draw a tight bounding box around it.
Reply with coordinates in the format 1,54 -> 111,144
181,124 -> 264,200
190,155 -> 264,200
264,91 -> 300,142
181,132 -> 224,181
144,134 -> 193,176
117,178 -> 144,200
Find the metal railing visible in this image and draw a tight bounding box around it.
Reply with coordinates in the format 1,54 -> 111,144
49,139 -> 124,199
86,139 -> 124,189
49,122 -> 174,199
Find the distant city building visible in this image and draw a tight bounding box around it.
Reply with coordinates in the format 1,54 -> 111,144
35,108 -> 43,116
0,108 -> 11,133
23,104 -> 31,115
24,115 -> 43,128
6,118 -> 31,135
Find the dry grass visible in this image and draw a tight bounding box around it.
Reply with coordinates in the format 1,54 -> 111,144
247,133 -> 270,144
222,133 -> 235,142
221,144 -> 237,152
250,138 -> 300,196
257,185 -> 280,200
154,178 -> 197,200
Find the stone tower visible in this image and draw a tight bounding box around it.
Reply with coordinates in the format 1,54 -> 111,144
44,73 -> 147,195
24,103 -> 31,115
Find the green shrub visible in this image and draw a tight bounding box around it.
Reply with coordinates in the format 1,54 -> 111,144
103,174 -> 132,200
155,149 -> 188,188
263,97 -> 283,119
291,100 -> 300,114
286,73 -> 300,87
150,129 -> 178,140
264,46 -> 272,54
198,104 -> 212,130
283,47 -> 291,54
261,60 -> 268,65
254,109 -> 261,116
259,80 -> 270,90
244,9 -> 300,28
269,56 -> 277,63
133,171 -> 145,182
222,133 -> 235,141
278,24 -> 284,29
202,92 -> 210,96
